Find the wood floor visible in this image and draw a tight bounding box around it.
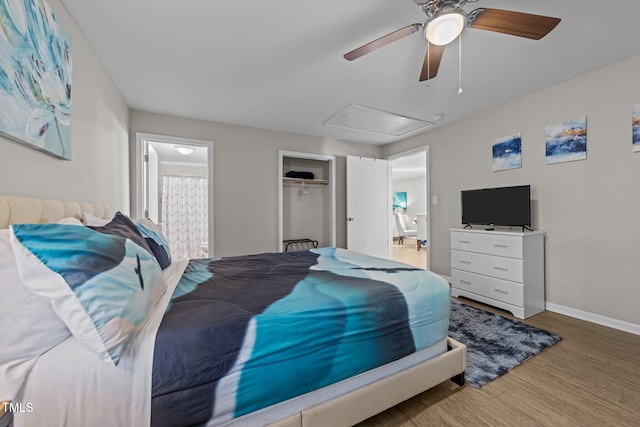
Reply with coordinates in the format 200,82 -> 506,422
392,238 -> 426,270
357,298 -> 640,426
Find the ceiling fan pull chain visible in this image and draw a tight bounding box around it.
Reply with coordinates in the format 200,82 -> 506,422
458,34 -> 463,94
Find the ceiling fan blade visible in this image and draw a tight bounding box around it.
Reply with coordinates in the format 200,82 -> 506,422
344,23 -> 422,61
469,8 -> 561,40
419,43 -> 445,81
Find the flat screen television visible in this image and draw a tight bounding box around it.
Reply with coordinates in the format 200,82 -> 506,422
461,185 -> 531,228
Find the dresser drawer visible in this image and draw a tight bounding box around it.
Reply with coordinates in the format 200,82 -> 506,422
452,269 -> 524,307
451,231 -> 486,253
451,250 -> 523,282
451,231 -> 523,259
483,234 -> 523,258
451,269 -> 484,295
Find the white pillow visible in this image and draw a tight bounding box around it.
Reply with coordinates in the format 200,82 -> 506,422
82,211 -> 110,226
0,230 -> 70,402
10,223 -> 167,365
58,217 -> 84,226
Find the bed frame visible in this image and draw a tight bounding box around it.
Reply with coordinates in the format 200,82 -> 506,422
0,194 -> 466,427
268,338 -> 466,427
0,195 -> 111,228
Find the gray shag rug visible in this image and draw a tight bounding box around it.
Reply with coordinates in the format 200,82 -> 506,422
448,299 -> 561,388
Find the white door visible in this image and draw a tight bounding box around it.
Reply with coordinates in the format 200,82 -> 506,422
346,156 -> 391,259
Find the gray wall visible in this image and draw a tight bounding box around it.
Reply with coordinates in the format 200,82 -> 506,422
129,110 -> 381,257
383,54 -> 640,326
0,0 -> 130,211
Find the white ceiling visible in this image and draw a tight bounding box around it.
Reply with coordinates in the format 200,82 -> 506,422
392,151 -> 427,181
61,0 -> 640,146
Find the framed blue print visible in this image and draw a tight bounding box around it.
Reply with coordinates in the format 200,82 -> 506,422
0,0 -> 73,159
545,117 -> 587,164
633,103 -> 640,152
492,133 -> 522,171
393,192 -> 407,210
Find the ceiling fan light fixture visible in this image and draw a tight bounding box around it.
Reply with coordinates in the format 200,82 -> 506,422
425,8 -> 466,46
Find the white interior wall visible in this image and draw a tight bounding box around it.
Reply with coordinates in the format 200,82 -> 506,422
0,0 -> 129,211
393,177 -> 427,218
129,110 -> 382,257
159,163 -> 208,178
282,184 -> 330,247
383,53 -> 640,328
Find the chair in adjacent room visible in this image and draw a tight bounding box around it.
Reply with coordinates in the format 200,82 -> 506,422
394,213 -> 418,247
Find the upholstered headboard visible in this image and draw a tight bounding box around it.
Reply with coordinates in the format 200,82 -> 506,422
0,195 -> 112,229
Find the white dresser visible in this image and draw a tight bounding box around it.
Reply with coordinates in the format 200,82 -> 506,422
450,228 -> 545,319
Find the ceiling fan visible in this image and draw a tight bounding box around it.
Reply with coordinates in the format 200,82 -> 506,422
344,0 -> 561,81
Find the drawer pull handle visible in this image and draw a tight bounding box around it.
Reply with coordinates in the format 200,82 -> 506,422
458,240 -> 472,244
493,266 -> 508,271
459,260 -> 472,265
493,289 -> 508,295
493,244 -> 508,248
460,280 -> 472,285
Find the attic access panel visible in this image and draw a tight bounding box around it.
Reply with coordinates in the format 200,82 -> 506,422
325,104 -> 433,137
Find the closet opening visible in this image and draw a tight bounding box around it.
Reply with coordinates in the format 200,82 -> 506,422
278,151 -> 336,252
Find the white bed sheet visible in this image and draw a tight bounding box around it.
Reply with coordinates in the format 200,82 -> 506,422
13,260 -> 188,427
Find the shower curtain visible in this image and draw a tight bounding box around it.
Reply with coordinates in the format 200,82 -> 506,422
161,176 -> 208,261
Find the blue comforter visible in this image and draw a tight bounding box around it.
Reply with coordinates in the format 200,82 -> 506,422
151,248 -> 450,426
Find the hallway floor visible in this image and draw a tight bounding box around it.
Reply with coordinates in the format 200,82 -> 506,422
392,237 -> 426,270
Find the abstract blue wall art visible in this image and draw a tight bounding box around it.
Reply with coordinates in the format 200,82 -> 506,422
393,192 -> 407,210
492,133 -> 522,171
545,117 -> 587,164
0,0 -> 73,159
633,103 -> 640,152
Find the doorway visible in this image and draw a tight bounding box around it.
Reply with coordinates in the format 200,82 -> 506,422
278,151 -> 336,252
135,133 -> 214,260
388,147 -> 430,270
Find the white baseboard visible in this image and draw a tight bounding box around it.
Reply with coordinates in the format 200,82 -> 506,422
441,273 -> 640,335
545,302 -> 640,336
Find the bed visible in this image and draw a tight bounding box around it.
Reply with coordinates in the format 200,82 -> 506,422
0,195 -> 466,427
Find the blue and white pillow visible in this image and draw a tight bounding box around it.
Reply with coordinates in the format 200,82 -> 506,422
10,223 -> 167,366
135,218 -> 172,269
90,212 -> 155,258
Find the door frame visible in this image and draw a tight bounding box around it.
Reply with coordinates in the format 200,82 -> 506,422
134,132 -> 215,256
278,150 -> 336,252
386,145 -> 431,270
